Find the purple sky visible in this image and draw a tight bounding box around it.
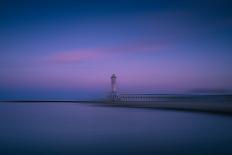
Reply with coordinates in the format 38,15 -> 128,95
0,0 -> 232,99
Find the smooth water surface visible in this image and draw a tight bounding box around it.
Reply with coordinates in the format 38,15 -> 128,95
0,102 -> 232,155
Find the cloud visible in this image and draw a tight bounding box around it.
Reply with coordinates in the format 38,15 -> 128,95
48,49 -> 102,63
106,41 -> 167,53
46,41 -> 169,63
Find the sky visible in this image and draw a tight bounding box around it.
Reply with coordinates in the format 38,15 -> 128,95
0,0 -> 232,100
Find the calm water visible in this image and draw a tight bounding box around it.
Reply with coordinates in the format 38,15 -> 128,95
0,102 -> 232,155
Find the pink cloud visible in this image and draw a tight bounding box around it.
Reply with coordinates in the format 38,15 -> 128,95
47,49 -> 106,63
108,41 -> 167,53
47,41 -> 169,63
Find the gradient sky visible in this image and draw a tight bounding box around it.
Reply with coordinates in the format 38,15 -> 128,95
0,0 -> 232,99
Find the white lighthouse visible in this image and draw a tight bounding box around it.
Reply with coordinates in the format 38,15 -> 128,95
111,74 -> 117,93
111,74 -> 118,101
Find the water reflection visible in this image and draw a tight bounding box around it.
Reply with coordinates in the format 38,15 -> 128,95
0,102 -> 232,155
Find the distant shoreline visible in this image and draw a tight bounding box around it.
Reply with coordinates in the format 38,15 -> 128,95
99,101 -> 232,116
1,94 -> 231,102
1,96 -> 232,116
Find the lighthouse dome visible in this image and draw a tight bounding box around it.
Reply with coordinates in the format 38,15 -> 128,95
111,74 -> 116,78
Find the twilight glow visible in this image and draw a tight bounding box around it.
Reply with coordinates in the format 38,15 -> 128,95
0,0 -> 232,99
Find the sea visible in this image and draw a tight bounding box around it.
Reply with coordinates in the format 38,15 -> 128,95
0,102 -> 232,155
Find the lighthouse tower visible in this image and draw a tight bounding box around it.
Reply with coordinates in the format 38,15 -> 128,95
111,74 -> 118,101
111,74 -> 117,93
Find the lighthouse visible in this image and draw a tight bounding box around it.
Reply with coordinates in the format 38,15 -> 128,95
111,74 -> 117,93
111,74 -> 118,101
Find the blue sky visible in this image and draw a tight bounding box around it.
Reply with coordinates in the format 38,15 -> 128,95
0,0 -> 232,100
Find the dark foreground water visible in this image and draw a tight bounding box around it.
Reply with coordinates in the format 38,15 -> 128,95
0,102 -> 232,155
